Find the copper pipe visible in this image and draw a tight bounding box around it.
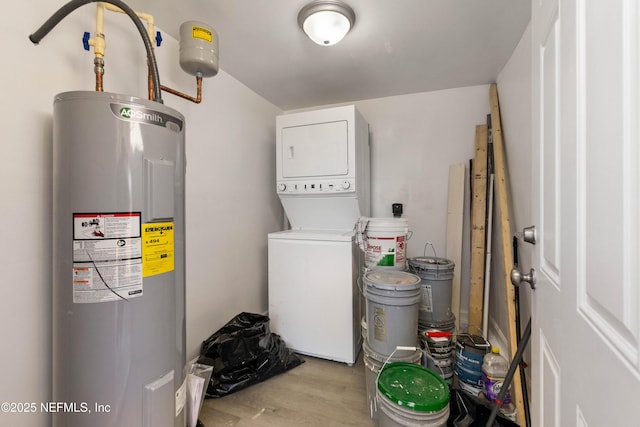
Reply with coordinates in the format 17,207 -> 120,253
94,56 -> 104,92
160,75 -> 202,104
95,72 -> 103,92
147,65 -> 154,100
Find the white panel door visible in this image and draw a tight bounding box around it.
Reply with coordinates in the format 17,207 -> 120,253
532,0 -> 640,425
281,120 -> 349,178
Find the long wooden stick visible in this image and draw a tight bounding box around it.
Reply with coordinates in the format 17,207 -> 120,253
445,163 -> 466,330
490,83 -> 525,426
468,124 -> 488,333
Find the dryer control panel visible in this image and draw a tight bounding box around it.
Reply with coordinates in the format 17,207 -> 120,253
276,179 -> 355,195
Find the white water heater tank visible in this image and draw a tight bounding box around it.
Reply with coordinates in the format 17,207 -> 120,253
52,91 -> 186,427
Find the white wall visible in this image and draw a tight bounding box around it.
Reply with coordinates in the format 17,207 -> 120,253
489,23 -> 532,358
0,3 -> 281,426
290,85 -> 491,261
355,86 -> 491,260
184,62 -> 284,362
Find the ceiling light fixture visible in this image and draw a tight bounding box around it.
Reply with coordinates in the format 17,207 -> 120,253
298,0 -> 356,46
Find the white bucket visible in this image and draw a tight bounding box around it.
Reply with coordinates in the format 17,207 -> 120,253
362,339 -> 422,424
377,362 -> 450,427
363,270 -> 422,357
362,218 -> 409,270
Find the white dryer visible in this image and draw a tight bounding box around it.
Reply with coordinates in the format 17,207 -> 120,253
268,105 -> 370,365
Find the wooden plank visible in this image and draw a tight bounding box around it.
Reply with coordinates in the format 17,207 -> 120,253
445,163 -> 465,330
468,124 -> 488,333
490,83 -> 525,427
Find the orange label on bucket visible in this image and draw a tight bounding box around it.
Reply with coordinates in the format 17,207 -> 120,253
427,331 -> 452,338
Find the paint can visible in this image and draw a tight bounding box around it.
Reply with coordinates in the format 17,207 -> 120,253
419,314 -> 456,384
362,339 -> 422,424
454,333 -> 491,396
376,362 -> 450,427
363,270 -> 422,357
408,256 -> 455,324
363,218 -> 409,270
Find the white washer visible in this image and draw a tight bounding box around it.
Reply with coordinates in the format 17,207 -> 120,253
268,229 -> 363,365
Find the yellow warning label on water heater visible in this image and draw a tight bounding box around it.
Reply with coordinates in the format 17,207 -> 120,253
192,26 -> 213,43
142,222 -> 175,277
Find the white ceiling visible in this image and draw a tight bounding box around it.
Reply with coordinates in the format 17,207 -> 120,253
129,0 -> 530,110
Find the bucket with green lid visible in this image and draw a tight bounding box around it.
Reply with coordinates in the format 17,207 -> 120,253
363,339 -> 422,424
376,362 -> 450,427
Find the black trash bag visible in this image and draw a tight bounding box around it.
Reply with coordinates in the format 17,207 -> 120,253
447,387 -> 520,427
197,312 -> 304,398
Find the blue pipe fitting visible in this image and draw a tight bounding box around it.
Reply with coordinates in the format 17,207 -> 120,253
82,31 -> 90,50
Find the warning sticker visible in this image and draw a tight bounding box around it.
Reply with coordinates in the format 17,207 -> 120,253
73,213 -> 140,240
192,26 -> 212,43
142,222 -> 175,277
72,212 -> 143,303
72,260 -> 143,303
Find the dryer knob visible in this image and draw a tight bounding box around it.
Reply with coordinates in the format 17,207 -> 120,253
342,181 -> 351,190
278,183 -> 287,191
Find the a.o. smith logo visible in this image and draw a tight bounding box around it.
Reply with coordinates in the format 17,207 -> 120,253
110,103 -> 184,132
119,107 -> 164,124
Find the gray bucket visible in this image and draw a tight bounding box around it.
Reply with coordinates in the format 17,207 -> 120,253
363,270 -> 422,357
362,338 -> 422,424
408,257 -> 455,324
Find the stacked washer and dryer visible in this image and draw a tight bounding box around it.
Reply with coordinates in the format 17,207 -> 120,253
268,105 -> 370,366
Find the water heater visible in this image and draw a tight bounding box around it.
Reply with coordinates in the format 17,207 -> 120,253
52,91 -> 186,427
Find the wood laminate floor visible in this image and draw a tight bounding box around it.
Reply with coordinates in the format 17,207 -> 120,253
198,352 -> 375,427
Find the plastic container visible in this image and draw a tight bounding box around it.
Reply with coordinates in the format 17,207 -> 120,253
363,218 -> 409,270
376,362 -> 450,427
186,358 -> 214,427
482,347 -> 512,403
363,270 -> 422,357
362,339 -> 422,424
408,256 -> 455,324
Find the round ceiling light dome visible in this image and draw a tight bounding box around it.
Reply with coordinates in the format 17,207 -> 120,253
298,0 -> 356,46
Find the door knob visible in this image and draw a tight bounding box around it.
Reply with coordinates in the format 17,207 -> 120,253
511,267 -> 536,289
519,225 -> 537,244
